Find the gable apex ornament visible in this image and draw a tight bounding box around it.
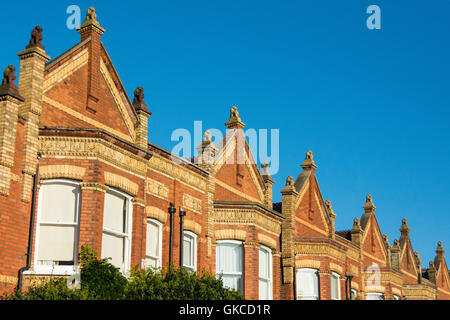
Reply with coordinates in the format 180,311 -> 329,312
436,241 -> 445,256
400,218 -> 410,235
363,194 -> 376,212
225,106 -> 245,129
301,150 -> 318,170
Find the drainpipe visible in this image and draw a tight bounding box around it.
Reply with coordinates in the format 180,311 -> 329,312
179,208 -> 186,268
168,203 -> 176,267
17,153 -> 41,291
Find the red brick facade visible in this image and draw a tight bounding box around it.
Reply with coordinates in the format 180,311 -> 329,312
0,8 -> 449,300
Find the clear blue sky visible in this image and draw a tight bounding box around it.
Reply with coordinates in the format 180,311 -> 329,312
2,0 -> 449,266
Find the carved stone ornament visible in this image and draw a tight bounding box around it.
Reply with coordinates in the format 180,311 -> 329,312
26,26 -> 44,50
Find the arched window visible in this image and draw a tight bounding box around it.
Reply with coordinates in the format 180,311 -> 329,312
101,188 -> 132,274
330,272 -> 341,300
35,180 -> 81,274
216,240 -> 243,293
145,219 -> 162,269
183,231 -> 197,271
258,245 -> 273,300
296,268 -> 319,300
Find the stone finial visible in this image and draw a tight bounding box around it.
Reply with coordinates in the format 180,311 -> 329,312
363,194 -> 376,212
260,162 -> 274,184
325,200 -> 336,218
132,86 -> 151,114
2,66 -> 17,88
351,218 -> 361,231
0,65 -> 23,100
286,176 -> 293,186
203,130 -> 212,142
383,234 -> 390,249
301,150 -> 318,170
414,252 -> 422,266
436,241 -> 445,256
393,239 -> 400,249
400,218 -> 410,236
78,7 -> 105,35
26,26 -> 44,50
225,106 -> 245,129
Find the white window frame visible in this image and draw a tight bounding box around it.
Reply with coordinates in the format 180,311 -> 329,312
101,188 -> 133,275
296,268 -> 319,300
330,272 -> 341,300
144,219 -> 163,269
393,294 -> 400,300
216,240 -> 244,293
32,179 -> 81,275
258,245 -> 273,300
366,292 -> 384,300
182,231 -> 197,272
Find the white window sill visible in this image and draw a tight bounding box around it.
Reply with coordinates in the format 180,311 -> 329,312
23,267 -> 77,276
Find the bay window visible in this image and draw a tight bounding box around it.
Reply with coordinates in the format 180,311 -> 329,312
216,240 -> 243,293
144,219 -> 162,268
35,180 -> 81,274
296,268 -> 319,300
183,231 -> 197,271
258,245 -> 273,300
101,188 -> 132,274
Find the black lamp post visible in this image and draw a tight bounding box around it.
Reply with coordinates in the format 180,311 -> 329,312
168,203 -> 176,267
179,207 -> 186,268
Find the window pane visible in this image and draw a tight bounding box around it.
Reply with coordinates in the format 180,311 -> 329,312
297,269 -> 319,300
38,225 -> 75,263
331,274 -> 339,299
146,222 -> 159,258
143,257 -> 158,269
103,192 -> 126,232
222,275 -> 242,292
40,183 -> 79,223
217,243 -> 242,273
366,293 -> 384,300
101,233 -> 124,269
183,237 -> 192,267
259,279 -> 269,300
259,249 -> 268,278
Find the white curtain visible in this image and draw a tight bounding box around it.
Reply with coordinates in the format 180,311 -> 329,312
216,242 -> 243,292
103,191 -> 126,233
101,233 -> 124,268
296,268 -> 319,300
38,225 -> 75,262
145,221 -> 160,268
40,183 -> 78,223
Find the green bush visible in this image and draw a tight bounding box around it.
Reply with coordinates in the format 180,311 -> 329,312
5,245 -> 244,300
125,267 -> 244,300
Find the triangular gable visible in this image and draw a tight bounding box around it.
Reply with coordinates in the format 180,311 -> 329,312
435,254 -> 450,292
41,37 -> 138,143
293,166 -> 330,238
400,238 -> 419,279
212,129 -> 265,204
361,213 -> 388,266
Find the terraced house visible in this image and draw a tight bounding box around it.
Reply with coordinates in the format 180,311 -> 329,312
0,8 -> 449,300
